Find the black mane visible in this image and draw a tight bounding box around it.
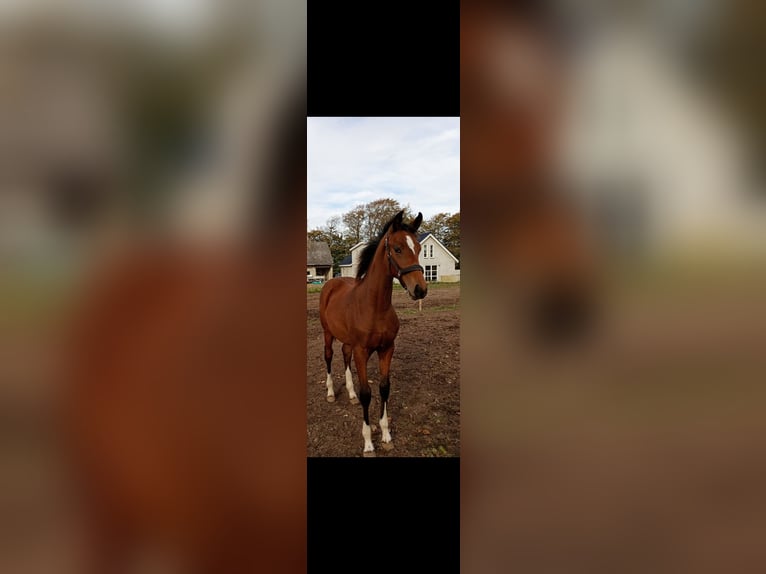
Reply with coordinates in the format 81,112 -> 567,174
355,214 -> 418,280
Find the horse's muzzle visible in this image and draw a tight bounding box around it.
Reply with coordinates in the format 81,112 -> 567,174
413,284 -> 427,300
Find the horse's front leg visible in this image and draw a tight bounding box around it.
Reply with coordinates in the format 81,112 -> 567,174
353,346 -> 374,456
378,344 -> 395,450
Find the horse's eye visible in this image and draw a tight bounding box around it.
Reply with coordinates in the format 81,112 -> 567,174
394,247 -> 402,254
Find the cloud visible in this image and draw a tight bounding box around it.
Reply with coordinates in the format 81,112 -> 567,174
307,117 -> 460,229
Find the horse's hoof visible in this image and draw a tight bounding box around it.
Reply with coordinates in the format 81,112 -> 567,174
326,396 -> 335,403
363,451 -> 376,458
349,397 -> 359,405
381,441 -> 394,451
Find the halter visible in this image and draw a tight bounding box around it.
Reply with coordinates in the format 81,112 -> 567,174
385,235 -> 424,279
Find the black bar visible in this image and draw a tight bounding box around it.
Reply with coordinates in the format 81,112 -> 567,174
308,1 -> 460,117
308,457 -> 460,572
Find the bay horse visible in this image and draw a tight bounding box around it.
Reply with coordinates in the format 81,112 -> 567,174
319,210 -> 428,456
62,74 -> 308,571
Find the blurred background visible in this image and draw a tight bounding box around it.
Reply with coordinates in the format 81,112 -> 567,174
0,0 -> 305,572
461,0 -> 766,572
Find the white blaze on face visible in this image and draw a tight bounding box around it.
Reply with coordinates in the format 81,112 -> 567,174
405,235 -> 416,256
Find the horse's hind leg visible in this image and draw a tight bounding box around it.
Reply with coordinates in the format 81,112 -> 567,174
341,343 -> 358,404
324,331 -> 336,402
377,345 -> 395,450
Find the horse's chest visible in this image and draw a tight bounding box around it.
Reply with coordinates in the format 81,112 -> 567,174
353,324 -> 398,349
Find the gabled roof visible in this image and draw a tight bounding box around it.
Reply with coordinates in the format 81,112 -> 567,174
418,232 -> 459,263
307,241 -> 333,266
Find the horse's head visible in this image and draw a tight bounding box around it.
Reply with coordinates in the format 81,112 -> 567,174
462,1 -> 598,346
386,210 -> 428,300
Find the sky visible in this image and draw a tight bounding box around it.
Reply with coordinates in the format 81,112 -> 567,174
307,117 -> 460,230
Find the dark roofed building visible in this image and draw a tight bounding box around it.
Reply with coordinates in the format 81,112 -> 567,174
307,241 -> 333,282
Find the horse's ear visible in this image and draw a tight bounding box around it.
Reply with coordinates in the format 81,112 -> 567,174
412,212 -> 423,231
391,210 -> 404,231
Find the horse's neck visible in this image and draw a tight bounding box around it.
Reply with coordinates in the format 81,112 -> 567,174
356,246 -> 394,313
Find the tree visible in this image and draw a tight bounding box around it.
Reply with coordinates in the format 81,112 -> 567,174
444,212 -> 460,265
308,216 -> 354,276
361,198 -> 413,240
324,215 -> 342,240
307,228 -> 325,243
423,211 -> 460,265
342,205 -> 366,244
423,212 -> 450,241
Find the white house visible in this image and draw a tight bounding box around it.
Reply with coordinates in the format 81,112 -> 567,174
340,233 -> 460,282
418,232 -> 461,282
559,23 -> 766,260
338,241 -> 366,278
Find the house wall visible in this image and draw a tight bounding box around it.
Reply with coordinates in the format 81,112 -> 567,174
307,265 -> 331,280
561,29 -> 766,260
340,244 -> 365,278
419,236 -> 460,282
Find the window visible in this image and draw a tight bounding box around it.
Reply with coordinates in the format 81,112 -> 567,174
429,245 -> 433,258
425,265 -> 437,282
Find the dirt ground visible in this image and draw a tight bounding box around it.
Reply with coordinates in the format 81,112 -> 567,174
306,283 -> 460,457
460,269 -> 766,573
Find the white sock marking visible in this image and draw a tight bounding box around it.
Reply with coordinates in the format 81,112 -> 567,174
380,404 -> 391,443
326,372 -> 334,398
345,367 -> 356,399
362,422 -> 374,452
